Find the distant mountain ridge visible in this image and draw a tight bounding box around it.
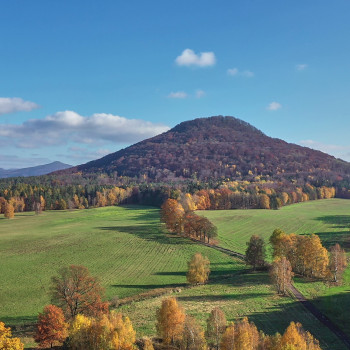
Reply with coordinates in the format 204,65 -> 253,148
57,116 -> 350,181
0,161 -> 72,178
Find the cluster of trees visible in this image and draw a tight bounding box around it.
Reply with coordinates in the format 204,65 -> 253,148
269,229 -> 347,282
161,199 -> 218,243
156,297 -> 322,350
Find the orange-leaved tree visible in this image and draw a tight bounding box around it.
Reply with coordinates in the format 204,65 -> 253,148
4,201 -> 14,219
187,253 -> 210,285
50,265 -> 109,319
35,304 -> 68,348
180,315 -> 207,350
161,199 -> 185,234
156,297 -> 186,345
0,322 -> 24,350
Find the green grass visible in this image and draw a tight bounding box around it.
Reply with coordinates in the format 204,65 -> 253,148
198,198 -> 350,254
119,272 -> 347,350
199,198 -> 350,339
0,206 -> 243,326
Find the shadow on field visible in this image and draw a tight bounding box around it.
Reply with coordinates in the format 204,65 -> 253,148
99,225 -> 198,246
315,215 -> 350,229
177,292 -> 271,302
314,231 -> 350,250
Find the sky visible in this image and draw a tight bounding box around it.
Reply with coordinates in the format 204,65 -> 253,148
1,0 -> 350,168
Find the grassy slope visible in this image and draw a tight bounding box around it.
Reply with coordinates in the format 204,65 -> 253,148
0,206 -> 243,326
119,272 -> 346,350
199,198 -> 350,336
198,198 -> 350,254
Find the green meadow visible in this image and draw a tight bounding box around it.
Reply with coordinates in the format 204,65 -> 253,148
199,198 -> 350,337
0,206 -> 243,326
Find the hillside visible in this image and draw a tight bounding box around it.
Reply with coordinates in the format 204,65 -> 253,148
59,116 -> 350,182
0,161 -> 72,178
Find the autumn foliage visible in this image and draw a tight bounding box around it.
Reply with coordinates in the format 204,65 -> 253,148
0,322 -> 24,350
156,297 -> 186,345
35,304 -> 68,348
245,235 -> 266,270
270,257 -> 293,295
69,312 -> 136,350
50,265 -> 109,320
187,253 -> 210,285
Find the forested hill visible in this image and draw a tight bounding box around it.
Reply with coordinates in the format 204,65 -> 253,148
58,116 -> 350,182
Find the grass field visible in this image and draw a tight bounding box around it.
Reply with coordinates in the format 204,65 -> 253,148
198,198 -> 350,254
199,198 -> 350,338
0,206 -> 243,326
119,272 -> 347,350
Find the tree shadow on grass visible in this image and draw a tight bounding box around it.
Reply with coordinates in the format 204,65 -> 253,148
177,292 -> 271,303
313,231 -> 350,250
111,282 -> 187,290
99,225 -> 201,246
315,215 -> 350,229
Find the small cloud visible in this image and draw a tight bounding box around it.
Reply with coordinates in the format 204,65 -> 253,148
0,97 -> 39,115
227,68 -> 238,76
175,49 -> 216,67
241,70 -> 254,78
195,90 -> 206,99
168,91 -> 188,99
267,102 -> 282,111
296,64 -> 308,71
227,68 -> 254,77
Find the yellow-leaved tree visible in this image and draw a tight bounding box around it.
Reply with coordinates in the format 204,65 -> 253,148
0,322 -> 24,350
187,253 -> 210,285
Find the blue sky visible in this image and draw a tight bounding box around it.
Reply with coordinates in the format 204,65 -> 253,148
1,0 -> 350,168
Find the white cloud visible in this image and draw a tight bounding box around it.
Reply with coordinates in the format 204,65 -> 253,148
227,68 -> 238,76
267,102 -> 282,111
227,68 -> 254,77
296,64 -> 308,71
0,97 -> 39,115
299,140 -> 350,161
195,90 -> 206,98
168,91 -> 188,99
175,49 -> 216,67
0,111 -> 170,149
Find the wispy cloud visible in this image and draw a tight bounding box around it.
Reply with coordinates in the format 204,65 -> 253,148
0,97 -> 39,115
195,90 -> 206,98
67,146 -> 111,161
168,91 -> 188,99
0,111 -> 170,149
227,68 -> 254,77
266,102 -> 282,111
175,49 -> 216,67
296,64 -> 308,71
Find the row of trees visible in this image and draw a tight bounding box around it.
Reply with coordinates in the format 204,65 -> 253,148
244,231 -> 347,289
156,297 -> 322,350
161,199 -> 218,243
270,229 -> 347,282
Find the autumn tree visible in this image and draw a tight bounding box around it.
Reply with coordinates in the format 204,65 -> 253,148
233,317 -> 260,350
329,243 -> 347,283
156,297 -> 186,345
35,305 -> 68,348
270,257 -> 293,295
180,316 -> 207,350
269,228 -> 286,258
206,307 -> 226,350
142,338 -> 154,350
4,202 -> 14,219
69,312 -> 136,350
0,322 -> 24,350
219,322 -> 235,350
161,199 -> 185,234
50,265 -> 108,319
245,235 -> 266,270
187,253 -> 210,285
281,322 -> 321,350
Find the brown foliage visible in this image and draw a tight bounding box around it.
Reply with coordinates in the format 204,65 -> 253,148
329,243 -> 347,283
206,307 -> 226,350
50,265 -> 108,320
270,257 -> 293,295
